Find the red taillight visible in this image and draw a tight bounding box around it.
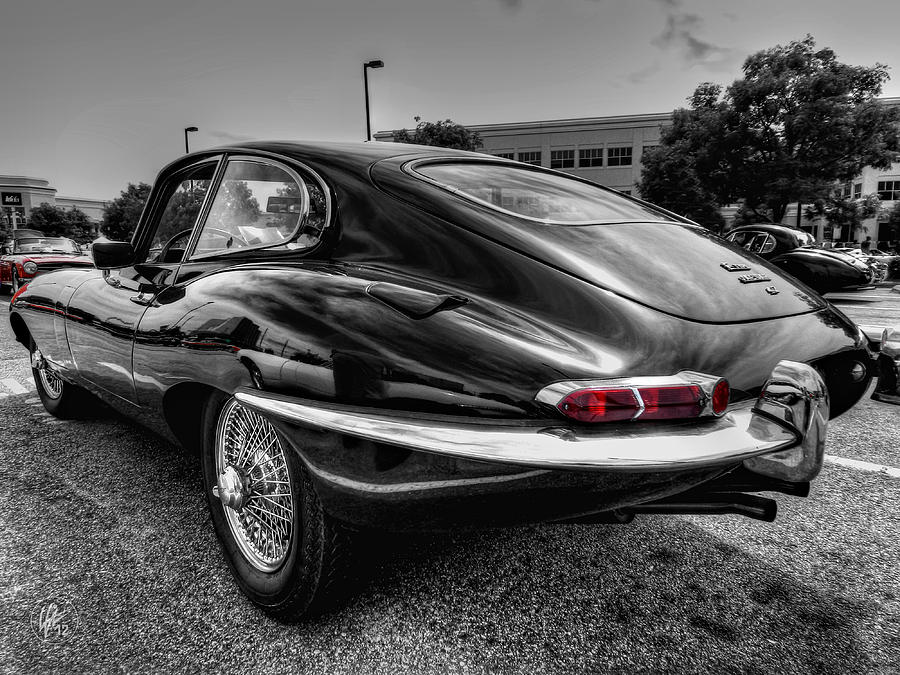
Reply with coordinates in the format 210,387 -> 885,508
638,385 -> 702,420
556,381 -> 725,423
559,388 -> 640,423
711,379 -> 730,415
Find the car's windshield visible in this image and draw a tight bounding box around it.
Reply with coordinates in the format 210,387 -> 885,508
413,162 -> 671,224
14,237 -> 81,254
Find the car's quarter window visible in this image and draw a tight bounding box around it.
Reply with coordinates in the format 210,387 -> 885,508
145,161 -> 218,264
190,158 -> 323,258
758,235 -> 776,254
726,231 -> 757,248
411,161 -> 669,224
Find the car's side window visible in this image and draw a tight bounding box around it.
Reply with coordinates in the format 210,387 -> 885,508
191,158 -> 324,258
145,162 -> 218,264
745,233 -> 768,253
758,235 -> 776,254
727,231 -> 753,248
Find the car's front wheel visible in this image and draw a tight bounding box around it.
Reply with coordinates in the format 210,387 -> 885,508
201,393 -> 357,621
11,270 -> 22,295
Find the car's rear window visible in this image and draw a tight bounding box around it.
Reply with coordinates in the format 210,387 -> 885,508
413,162 -> 670,224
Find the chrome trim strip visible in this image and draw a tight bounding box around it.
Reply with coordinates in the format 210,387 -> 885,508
233,393 -> 797,473
630,387 -> 645,421
185,155 -> 332,261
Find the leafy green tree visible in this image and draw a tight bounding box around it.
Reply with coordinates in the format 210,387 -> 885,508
805,192 -> 881,240
101,182 -> 152,241
640,35 -> 900,224
27,203 -> 93,241
392,117 -> 483,151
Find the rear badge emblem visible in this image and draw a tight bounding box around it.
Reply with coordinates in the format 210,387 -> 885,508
737,273 -> 771,284
765,286 -> 780,295
720,262 -> 752,272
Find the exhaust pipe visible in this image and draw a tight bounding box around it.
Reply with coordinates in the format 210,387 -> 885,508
624,492 -> 777,522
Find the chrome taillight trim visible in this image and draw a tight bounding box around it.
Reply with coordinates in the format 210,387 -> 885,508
534,370 -> 727,420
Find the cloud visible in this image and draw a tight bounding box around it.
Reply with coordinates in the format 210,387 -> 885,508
208,130 -> 253,143
649,8 -> 734,69
497,0 -> 522,11
626,60 -> 661,84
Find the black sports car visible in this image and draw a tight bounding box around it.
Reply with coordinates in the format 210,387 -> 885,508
8,142 -> 900,620
724,223 -> 874,294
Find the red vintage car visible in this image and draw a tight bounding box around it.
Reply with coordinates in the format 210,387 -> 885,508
0,235 -> 94,294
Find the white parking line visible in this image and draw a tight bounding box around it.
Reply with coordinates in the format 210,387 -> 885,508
825,455 -> 900,478
0,378 -> 28,395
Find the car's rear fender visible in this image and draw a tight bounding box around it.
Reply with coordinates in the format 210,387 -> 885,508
131,261 -> 871,432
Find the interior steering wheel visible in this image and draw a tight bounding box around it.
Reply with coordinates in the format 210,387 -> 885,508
158,227 -> 249,262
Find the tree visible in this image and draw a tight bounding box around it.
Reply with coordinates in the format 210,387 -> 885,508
392,117 -> 483,151
805,192 -> 881,241
102,182 -> 151,241
27,203 -> 94,241
638,144 -> 725,231
639,35 -> 900,224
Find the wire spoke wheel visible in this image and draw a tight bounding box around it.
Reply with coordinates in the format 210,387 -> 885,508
214,398 -> 294,572
38,366 -> 64,400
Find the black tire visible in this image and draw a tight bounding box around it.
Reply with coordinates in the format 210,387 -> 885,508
30,338 -> 91,418
201,391 -> 358,621
11,270 -> 21,295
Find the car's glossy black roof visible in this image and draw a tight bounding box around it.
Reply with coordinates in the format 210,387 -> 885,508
158,140 -> 491,189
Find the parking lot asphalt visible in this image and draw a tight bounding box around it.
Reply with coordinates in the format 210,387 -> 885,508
1,287 -> 898,674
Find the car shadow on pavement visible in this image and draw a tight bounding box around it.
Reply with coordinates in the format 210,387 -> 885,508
1,401 -> 893,674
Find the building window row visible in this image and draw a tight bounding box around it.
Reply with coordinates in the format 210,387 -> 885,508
493,146 -> 635,168
877,180 -> 900,201
607,146 -> 633,166
550,149 -> 575,169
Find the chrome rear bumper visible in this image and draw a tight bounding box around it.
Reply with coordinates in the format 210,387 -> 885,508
235,359 -> 829,482
859,325 -> 900,405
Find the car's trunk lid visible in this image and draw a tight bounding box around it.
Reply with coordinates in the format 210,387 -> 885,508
491,221 -> 826,323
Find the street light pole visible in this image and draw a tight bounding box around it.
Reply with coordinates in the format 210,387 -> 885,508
184,126 -> 199,154
363,60 -> 384,142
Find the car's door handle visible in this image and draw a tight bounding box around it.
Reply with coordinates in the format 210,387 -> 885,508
129,292 -> 154,306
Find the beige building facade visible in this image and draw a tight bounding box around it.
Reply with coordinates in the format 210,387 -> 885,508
0,175 -> 106,236
377,97 -> 900,244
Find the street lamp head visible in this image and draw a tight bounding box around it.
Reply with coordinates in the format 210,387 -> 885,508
185,126 -> 199,133
365,60 -> 384,69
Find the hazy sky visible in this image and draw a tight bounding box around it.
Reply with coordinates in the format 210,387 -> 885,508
2,0 -> 899,200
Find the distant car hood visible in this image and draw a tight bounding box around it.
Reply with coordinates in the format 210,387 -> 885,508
13,253 -> 93,266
